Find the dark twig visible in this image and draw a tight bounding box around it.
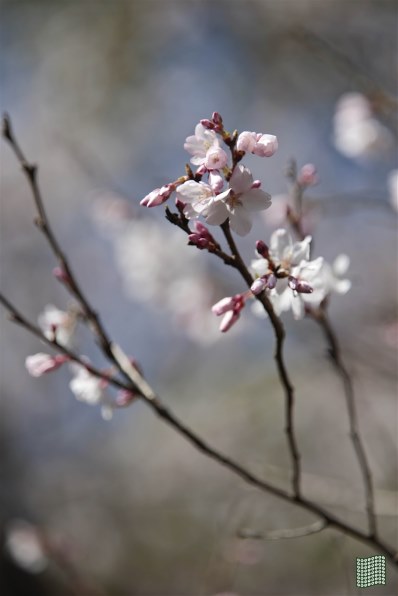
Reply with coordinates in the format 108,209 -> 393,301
220,220 -> 302,499
287,166 -> 379,539
312,305 -> 378,539
2,114 -> 127,373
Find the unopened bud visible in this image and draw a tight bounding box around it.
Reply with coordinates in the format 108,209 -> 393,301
200,119 -> 215,130
267,273 -> 277,289
212,112 -> 223,125
53,266 -> 70,285
255,240 -> 269,259
297,164 -> 318,188
219,310 -> 240,333
295,280 -> 313,294
251,278 -> 267,295
251,180 -> 261,189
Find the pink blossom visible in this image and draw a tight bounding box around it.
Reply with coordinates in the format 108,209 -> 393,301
215,165 -> 272,235
252,134 -> 278,157
297,164 -> 318,188
184,123 -> 221,167
25,353 -> 68,377
236,131 -> 258,153
38,304 -> 75,348
140,185 -> 172,207
204,146 -> 228,170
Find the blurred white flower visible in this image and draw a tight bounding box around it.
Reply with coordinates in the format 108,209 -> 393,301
6,520 -> 48,574
111,219 -> 227,344
69,365 -> 107,406
333,92 -> 393,160
38,304 -> 76,348
304,254 -> 351,306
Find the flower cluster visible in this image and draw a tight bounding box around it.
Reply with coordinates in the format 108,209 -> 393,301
139,113 -> 352,333
141,112 -> 277,236
249,229 -> 351,320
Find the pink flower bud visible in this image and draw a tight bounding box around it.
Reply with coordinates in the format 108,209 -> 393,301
205,147 -> 228,170
140,188 -> 165,207
194,221 -> 210,236
212,112 -> 223,125
297,164 -> 318,188
255,240 -> 269,258
25,353 -> 68,377
253,134 -> 278,157
236,131 -> 257,153
251,180 -> 261,189
267,273 -> 277,289
212,296 -> 235,316
200,119 -> 215,130
295,280 -> 313,294
251,278 -> 267,295
116,389 -> 138,407
219,310 -> 240,333
52,266 -> 70,285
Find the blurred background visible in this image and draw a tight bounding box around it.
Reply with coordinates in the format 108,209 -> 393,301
0,1 -> 397,594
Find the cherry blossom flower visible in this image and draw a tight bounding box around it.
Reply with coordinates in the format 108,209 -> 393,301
69,366 -> 108,406
38,304 -> 76,348
176,180 -> 228,225
236,131 -> 278,157
215,165 -> 272,235
250,229 -> 311,277
25,353 -> 68,377
184,123 -> 227,169
252,134 -> 278,157
269,257 -> 325,319
303,254 -> 351,305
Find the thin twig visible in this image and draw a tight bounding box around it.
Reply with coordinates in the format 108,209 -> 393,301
287,167 -> 379,539
220,220 -> 302,499
312,306 -> 378,539
2,114 -> 129,378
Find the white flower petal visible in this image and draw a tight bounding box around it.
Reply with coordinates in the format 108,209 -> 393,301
229,205 -> 252,236
241,188 -> 272,211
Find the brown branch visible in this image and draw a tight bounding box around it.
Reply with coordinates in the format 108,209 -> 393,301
220,220 -> 302,499
312,305 -> 378,539
1,115 -> 397,567
2,114 -> 126,374
287,166 -> 379,539
2,294 -> 398,566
